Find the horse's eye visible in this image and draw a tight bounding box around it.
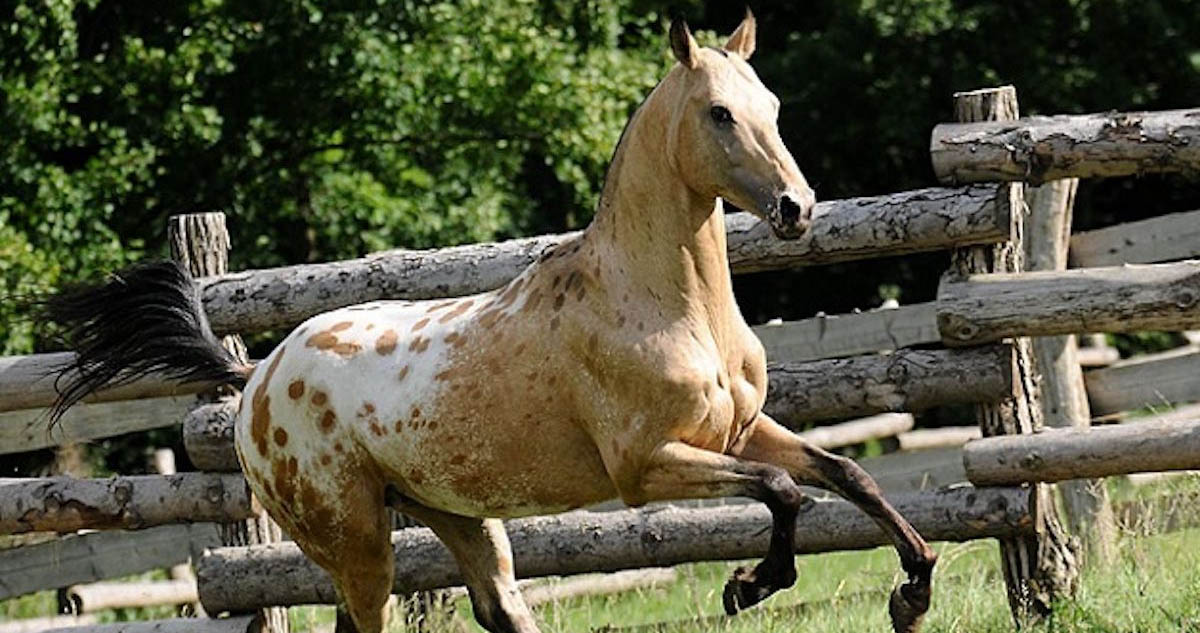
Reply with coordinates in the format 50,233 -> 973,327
709,105 -> 733,125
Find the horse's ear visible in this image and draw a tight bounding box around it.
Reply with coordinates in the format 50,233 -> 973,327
670,18 -> 699,69
724,8 -> 756,60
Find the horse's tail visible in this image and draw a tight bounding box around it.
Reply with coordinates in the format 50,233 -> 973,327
42,260 -> 253,426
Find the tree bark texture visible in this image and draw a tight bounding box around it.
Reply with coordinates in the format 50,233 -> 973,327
195,486 -> 1031,613
937,261 -> 1200,345
0,353 -> 216,414
752,303 -> 940,363
184,399 -> 242,472
39,616 -> 259,633
1084,345 -> 1200,416
1024,178 -> 1115,559
0,396 -> 194,456
764,345 -> 1012,425
0,523 -> 219,600
931,107 -> 1200,185
1069,209 -> 1200,268
197,186 -> 1008,335
168,212 -> 287,633
962,416 -> 1200,485
0,474 -> 254,535
946,85 -> 1078,622
65,580 -> 199,614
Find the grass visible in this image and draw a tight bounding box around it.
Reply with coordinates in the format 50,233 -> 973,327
6,477 -> 1200,632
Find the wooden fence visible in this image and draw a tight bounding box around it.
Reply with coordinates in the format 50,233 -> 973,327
2,94 -> 1200,632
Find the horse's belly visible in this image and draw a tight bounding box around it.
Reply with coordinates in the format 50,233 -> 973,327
372,416 -> 618,518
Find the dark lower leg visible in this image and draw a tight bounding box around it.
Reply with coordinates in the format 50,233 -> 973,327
735,415 -> 937,632
635,442 -> 806,615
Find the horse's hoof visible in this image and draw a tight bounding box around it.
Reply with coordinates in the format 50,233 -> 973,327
888,580 -> 931,633
722,565 -> 779,616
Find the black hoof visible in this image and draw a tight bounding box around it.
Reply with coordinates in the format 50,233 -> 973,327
722,563 -> 794,615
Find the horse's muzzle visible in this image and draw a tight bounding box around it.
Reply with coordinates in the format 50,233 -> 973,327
769,191 -> 814,240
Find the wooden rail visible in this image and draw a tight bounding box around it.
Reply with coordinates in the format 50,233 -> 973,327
963,416 -> 1200,485
0,474 -> 255,535
199,186 -> 1010,334
195,486 -> 1031,612
931,108 -> 1200,184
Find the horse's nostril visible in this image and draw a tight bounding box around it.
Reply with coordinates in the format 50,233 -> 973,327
779,195 -> 803,224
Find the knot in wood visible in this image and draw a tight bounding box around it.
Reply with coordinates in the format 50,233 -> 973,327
1171,286 -> 1198,309
886,361 -> 909,384
112,480 -> 133,504
1018,451 -> 1044,471
938,314 -> 980,342
206,482 -> 225,505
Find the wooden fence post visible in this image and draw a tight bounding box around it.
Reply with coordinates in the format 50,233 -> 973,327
169,213 -> 287,633
946,86 -> 1079,622
1025,177 -> 1116,561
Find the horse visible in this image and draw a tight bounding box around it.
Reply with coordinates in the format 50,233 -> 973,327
44,13 -> 936,633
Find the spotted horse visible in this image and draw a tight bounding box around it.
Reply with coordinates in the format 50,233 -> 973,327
45,13 -> 936,633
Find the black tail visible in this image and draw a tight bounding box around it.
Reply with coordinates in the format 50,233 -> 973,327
42,260 -> 251,426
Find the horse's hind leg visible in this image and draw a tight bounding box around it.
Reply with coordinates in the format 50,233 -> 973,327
388,493 -> 538,633
249,462 -> 394,633
733,413 -> 938,633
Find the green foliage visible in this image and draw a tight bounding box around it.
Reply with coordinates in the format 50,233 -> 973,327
0,0 -> 667,354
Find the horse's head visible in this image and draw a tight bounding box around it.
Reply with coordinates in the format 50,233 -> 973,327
664,12 -> 815,240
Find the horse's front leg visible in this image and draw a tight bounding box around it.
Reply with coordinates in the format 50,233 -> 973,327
732,412 -> 938,633
637,441 -> 809,614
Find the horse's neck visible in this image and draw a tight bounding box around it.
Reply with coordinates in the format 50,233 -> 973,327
587,103 -> 739,329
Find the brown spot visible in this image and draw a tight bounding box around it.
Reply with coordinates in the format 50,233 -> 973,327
525,370 -> 538,382
411,406 -> 422,419
273,427 -> 288,447
550,315 -> 560,330
306,331 -> 338,349
408,470 -> 425,485
370,420 -> 385,436
397,365 -> 410,381
444,331 -> 459,344
320,454 -> 332,466
479,310 -> 502,329
376,329 -> 399,354
411,318 -> 430,332
365,323 -> 375,330
272,458 -> 296,504
362,402 -> 376,414
453,334 -> 468,349
332,342 -> 361,357
249,347 -> 286,457
408,336 -> 430,353
552,275 -> 562,289
637,321 -> 645,331
617,315 -> 627,327
513,343 -> 526,356
450,454 -> 467,465
250,395 -> 271,457
300,481 -> 319,510
553,294 -> 565,311
435,368 -> 454,381
427,421 -> 438,431
330,321 -> 353,332
395,420 -> 405,433
287,456 -> 298,477
587,333 -> 599,352
576,284 -> 587,301
311,390 -> 328,406
522,291 -> 543,313
334,442 -> 345,453
426,300 -> 457,313
319,410 -> 337,433
439,300 -> 475,323
288,380 -> 305,400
